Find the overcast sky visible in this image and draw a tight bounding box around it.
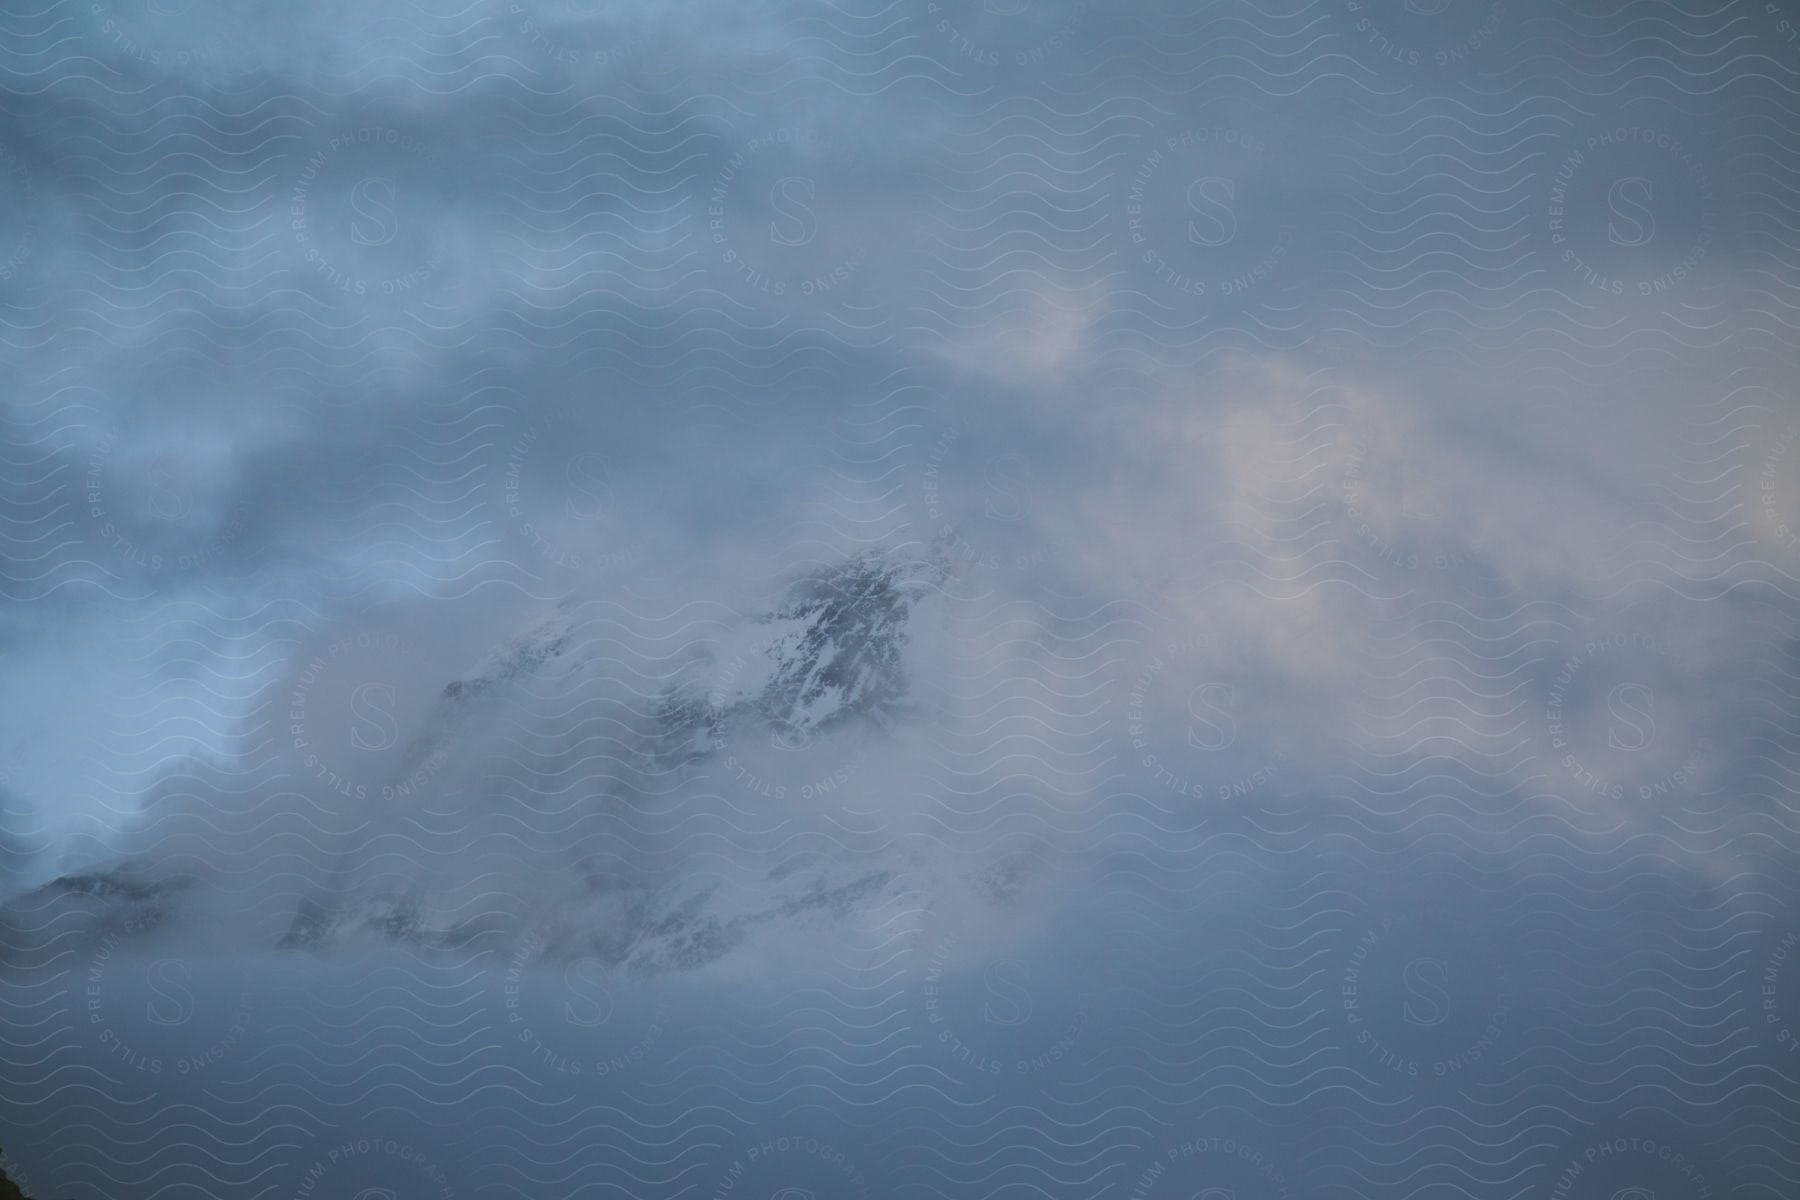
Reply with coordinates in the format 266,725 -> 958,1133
2,1 -> 1799,1198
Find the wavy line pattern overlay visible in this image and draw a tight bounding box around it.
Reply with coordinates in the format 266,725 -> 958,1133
2,1 -> 1799,1198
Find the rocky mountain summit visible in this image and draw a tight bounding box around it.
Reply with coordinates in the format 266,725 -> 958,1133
1,550 -> 951,972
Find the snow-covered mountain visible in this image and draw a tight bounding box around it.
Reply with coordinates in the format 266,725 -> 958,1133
1,549 -> 957,971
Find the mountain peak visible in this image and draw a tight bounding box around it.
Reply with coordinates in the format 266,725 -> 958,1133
653,548 -> 946,763
5,549 -> 946,971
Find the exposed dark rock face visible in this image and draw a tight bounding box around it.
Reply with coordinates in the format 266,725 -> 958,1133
0,869 -> 193,970
0,1155 -> 34,1200
651,549 -> 942,764
753,551 -> 928,733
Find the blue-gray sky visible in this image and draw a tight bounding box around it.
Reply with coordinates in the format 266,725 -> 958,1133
1,1 -> 1799,1198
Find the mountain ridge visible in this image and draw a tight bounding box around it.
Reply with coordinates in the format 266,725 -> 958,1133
1,548 -> 952,973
